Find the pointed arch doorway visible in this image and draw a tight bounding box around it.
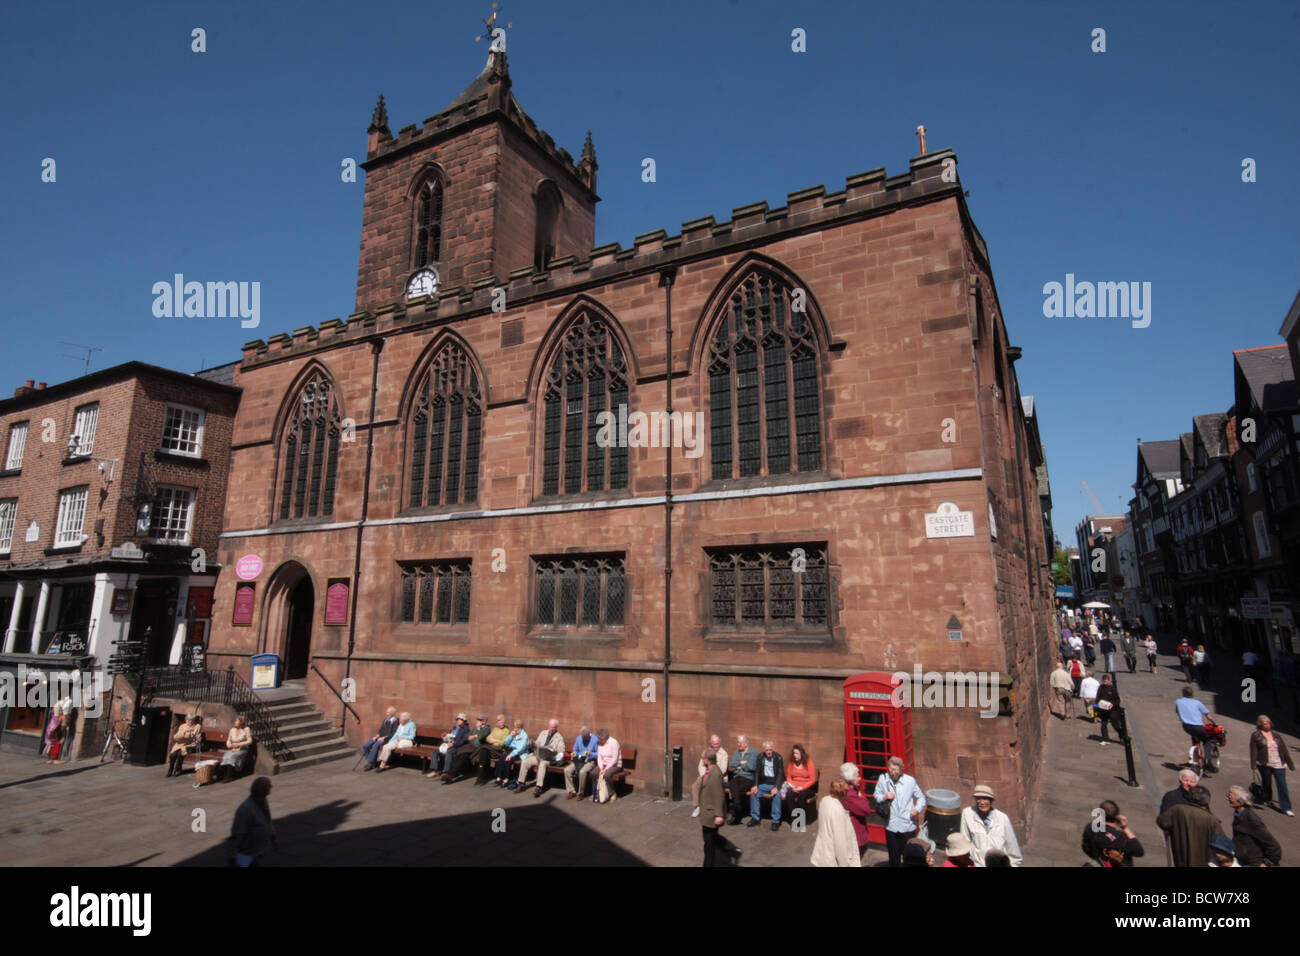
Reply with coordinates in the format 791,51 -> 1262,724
265,563 -> 315,680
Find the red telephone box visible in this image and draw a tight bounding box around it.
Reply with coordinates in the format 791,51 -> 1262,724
843,672 -> 914,844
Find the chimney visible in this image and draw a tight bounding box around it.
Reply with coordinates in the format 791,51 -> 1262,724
13,380 -> 35,398
37,382 -> 46,390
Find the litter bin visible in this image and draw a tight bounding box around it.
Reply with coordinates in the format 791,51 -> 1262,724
250,653 -> 280,690
924,789 -> 962,849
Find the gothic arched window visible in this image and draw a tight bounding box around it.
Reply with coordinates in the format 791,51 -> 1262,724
708,271 -> 822,481
279,372 -> 342,520
534,181 -> 561,272
409,343 -> 482,508
541,312 -> 628,496
414,178 -> 444,268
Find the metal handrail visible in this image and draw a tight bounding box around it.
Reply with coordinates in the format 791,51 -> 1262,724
139,665 -> 293,762
310,662 -> 361,724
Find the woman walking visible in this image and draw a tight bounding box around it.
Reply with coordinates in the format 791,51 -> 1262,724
1144,635 -> 1159,673
810,779 -> 861,867
1250,715 -> 1295,816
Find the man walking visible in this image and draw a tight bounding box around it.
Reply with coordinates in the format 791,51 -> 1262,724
1100,633 -> 1116,674
1156,785 -> 1223,867
1227,785 -> 1282,866
699,750 -> 730,866
229,776 -> 277,867
874,756 -> 926,865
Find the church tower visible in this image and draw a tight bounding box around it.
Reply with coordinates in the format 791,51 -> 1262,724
354,50 -> 599,312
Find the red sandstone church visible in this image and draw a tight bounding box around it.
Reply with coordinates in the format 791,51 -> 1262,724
207,50 -> 1055,822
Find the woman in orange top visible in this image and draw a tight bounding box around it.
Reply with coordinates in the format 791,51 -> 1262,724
783,743 -> 818,819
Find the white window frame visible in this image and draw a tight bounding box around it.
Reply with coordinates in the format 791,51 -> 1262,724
147,485 -> 195,545
0,498 -> 16,553
1253,512 -> 1272,558
54,487 -> 89,548
5,422 -> 28,471
70,403 -> 99,457
160,404 -> 206,457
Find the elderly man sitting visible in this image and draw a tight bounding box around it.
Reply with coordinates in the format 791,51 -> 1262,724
517,718 -> 566,796
375,712 -> 416,771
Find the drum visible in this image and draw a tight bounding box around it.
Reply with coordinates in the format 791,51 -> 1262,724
194,760 -> 218,787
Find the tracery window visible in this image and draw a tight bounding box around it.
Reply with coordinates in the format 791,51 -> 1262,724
280,372 -> 341,520
708,543 -> 829,631
409,344 -> 482,508
708,272 -> 821,481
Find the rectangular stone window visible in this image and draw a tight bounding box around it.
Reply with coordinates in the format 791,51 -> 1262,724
399,560 -> 472,625
532,554 -> 625,630
707,543 -> 830,636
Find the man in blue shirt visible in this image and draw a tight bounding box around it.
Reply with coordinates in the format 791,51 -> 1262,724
1175,687 -> 1212,745
873,756 -> 927,866
565,725 -> 600,800
727,736 -> 759,826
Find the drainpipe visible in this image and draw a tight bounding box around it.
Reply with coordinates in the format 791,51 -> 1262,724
659,265 -> 678,797
344,336 -> 383,728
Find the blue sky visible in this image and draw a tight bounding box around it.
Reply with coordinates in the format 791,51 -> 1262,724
2,0 -> 1297,542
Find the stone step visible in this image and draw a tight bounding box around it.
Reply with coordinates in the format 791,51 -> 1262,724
276,714 -> 337,734
275,744 -> 354,774
280,728 -> 340,748
284,737 -> 351,761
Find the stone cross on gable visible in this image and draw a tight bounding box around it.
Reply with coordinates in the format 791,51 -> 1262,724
475,2 -> 512,53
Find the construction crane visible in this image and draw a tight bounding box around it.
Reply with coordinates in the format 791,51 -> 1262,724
1080,480 -> 1104,513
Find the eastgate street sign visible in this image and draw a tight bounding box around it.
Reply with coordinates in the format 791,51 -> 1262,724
925,502 -> 975,539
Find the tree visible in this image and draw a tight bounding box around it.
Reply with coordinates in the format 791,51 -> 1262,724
1051,548 -> 1072,586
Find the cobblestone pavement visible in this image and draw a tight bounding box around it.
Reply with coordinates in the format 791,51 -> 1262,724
1024,634 -> 1300,866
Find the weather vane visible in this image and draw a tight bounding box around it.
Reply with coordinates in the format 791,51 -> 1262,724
475,2 -> 512,52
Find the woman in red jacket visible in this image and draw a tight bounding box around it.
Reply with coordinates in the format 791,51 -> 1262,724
838,762 -> 873,863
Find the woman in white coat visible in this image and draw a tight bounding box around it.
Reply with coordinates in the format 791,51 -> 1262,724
811,779 -> 862,867
959,784 -> 1022,866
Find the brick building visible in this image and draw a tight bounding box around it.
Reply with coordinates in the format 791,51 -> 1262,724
206,51 -> 1054,821
0,362 -> 239,755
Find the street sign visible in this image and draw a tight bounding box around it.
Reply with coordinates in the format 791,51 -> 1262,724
1056,586 -> 1074,598
1242,598 -> 1271,620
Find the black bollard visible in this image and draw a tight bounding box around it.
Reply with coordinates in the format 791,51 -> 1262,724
671,746 -> 683,801
1122,727 -> 1139,787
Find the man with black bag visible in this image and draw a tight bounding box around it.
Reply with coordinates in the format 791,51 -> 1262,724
1094,674 -> 1127,746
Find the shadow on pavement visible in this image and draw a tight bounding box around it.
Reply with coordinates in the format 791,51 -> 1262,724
171,795 -> 651,867
0,761 -> 108,791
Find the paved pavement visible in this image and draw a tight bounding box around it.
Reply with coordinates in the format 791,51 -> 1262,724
1024,634 -> 1300,866
0,754 -> 828,867
7,635 -> 1297,867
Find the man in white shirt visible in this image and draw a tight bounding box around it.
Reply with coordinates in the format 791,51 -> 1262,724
959,784 -> 1022,866
516,718 -> 566,797
1079,672 -> 1101,721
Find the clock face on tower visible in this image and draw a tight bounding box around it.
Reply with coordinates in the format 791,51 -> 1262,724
407,266 -> 439,300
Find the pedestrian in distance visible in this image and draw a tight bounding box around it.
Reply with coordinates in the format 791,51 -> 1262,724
1121,631 -> 1138,673
1049,661 -> 1075,719
1100,633 -> 1116,674
1145,634 -> 1159,673
1177,638 -> 1196,683
1194,645 -> 1211,686
1094,674 -> 1126,745
1069,657 -> 1085,698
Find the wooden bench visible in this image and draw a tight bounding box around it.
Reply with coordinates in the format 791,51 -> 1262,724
388,731 -> 444,773
179,730 -> 256,778
536,745 -> 636,796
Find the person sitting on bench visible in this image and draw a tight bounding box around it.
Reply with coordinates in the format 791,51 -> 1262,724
495,719 -> 530,787
595,728 -> 622,804
476,715 -> 510,785
432,713 -> 471,782
565,726 -> 599,800
217,715 -> 254,782
362,707 -> 399,771
517,718 -> 565,796
376,713 -> 416,771
166,714 -> 203,778
747,740 -> 786,830
726,736 -> 758,825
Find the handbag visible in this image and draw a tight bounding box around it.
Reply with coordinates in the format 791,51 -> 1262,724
1250,767 -> 1267,804
874,779 -> 893,822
